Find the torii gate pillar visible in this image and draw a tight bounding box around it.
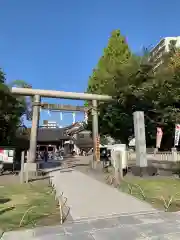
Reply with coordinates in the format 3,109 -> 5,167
92,99 -> 100,167
29,94 -> 41,163
24,95 -> 41,181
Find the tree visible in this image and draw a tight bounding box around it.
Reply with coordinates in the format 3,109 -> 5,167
87,30 -> 131,96
167,49 -> 180,73
86,29 -> 132,137
87,46 -> 180,149
98,54 -> 156,144
86,31 -> 180,149
0,69 -> 31,145
9,79 -> 33,121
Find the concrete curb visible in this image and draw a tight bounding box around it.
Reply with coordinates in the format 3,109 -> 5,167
62,210 -> 162,224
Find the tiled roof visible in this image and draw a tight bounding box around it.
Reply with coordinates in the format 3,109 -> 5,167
37,128 -> 70,142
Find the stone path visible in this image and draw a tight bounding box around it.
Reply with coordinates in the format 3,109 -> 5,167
2,211 -> 180,239
2,157 -> 180,239
49,168 -> 155,220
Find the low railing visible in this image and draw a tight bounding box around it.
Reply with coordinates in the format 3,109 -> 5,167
128,151 -> 180,163
155,152 -> 180,162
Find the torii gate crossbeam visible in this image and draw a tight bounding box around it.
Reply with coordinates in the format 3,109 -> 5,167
11,87 -> 113,173
41,102 -> 90,112
12,87 -> 112,101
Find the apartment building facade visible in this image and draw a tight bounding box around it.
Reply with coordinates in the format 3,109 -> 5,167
149,36 -> 180,71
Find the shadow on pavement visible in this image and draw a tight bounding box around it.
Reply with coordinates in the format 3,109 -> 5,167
0,198 -> 11,204
0,206 -> 15,216
28,176 -> 52,182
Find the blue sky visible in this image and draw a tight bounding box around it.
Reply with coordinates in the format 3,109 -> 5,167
1,0 -> 180,127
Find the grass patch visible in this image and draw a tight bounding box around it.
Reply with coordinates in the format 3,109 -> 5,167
0,179 -> 60,232
119,176 -> 180,212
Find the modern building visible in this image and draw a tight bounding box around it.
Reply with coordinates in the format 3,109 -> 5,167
149,36 -> 180,71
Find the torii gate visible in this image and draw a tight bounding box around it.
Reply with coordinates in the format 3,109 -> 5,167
11,87 -> 113,171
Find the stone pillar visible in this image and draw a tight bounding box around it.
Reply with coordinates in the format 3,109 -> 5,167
20,151 -> 25,184
172,147 -> 177,162
133,111 -> 147,175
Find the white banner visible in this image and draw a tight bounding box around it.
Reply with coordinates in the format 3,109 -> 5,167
72,112 -> 76,124
47,110 -> 51,116
60,112 -> 63,121
174,124 -> 180,146
156,127 -> 163,148
84,111 -> 88,124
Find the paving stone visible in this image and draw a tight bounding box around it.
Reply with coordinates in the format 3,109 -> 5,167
166,232 -> 180,240
149,236 -> 169,240
64,222 -> 93,234
89,215 -> 143,230
148,234 -> 180,240
134,213 -> 165,224
36,232 -> 94,240
92,226 -> 144,240
34,225 -> 65,237
1,229 -> 34,240
90,217 -> 120,229
135,222 -> 180,237
159,212 -> 180,224
116,215 -> 143,225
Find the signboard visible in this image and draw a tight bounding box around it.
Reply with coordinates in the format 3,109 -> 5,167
174,124 -> 180,146
156,127 -> 163,148
0,148 -> 15,163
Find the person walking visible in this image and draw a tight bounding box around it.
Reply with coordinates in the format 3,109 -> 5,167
44,149 -> 48,162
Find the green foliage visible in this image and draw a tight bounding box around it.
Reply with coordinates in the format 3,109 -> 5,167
86,32 -> 180,148
87,30 -> 131,96
0,69 -> 30,145
103,55 -> 180,146
97,55 -> 155,144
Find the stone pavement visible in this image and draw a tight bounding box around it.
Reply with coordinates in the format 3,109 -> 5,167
49,169 -> 155,220
2,159 -> 180,239
2,211 -> 180,239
